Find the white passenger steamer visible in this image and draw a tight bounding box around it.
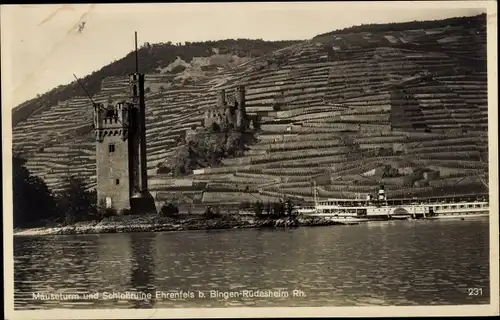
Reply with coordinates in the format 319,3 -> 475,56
298,184 -> 489,222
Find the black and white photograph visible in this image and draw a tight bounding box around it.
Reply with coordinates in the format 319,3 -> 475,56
2,1 -> 498,319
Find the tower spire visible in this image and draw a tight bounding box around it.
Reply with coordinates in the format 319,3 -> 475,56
135,31 -> 139,74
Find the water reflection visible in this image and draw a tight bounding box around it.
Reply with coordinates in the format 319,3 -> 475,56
14,219 -> 490,309
97,234 -> 132,291
129,233 -> 156,308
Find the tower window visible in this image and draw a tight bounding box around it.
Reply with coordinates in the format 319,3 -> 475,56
109,144 -> 115,153
115,179 -> 120,185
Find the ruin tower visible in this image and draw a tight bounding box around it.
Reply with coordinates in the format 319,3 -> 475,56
128,71 -> 156,214
235,85 -> 246,129
94,32 -> 156,214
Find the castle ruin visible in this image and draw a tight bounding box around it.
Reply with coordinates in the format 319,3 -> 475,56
203,85 -> 248,130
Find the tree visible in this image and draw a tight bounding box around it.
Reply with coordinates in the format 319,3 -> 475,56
264,201 -> 273,216
284,198 -> 295,216
13,154 -> 59,228
225,132 -> 243,157
271,201 -> 286,218
204,206 -> 214,218
57,175 -> 96,224
204,205 -> 221,218
252,201 -> 264,217
239,201 -> 251,210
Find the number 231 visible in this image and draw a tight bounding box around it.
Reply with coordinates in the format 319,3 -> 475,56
468,288 -> 483,295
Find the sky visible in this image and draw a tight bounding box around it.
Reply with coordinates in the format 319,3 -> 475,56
0,2 -> 489,109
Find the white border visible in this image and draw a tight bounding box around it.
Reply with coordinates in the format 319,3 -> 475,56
2,1 -> 499,319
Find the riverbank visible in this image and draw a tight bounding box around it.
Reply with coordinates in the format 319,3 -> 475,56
13,214 -> 357,236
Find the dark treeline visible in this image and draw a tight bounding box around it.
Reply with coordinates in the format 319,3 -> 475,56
13,155 -> 59,227
313,13 -> 486,39
13,154 -> 105,228
241,199 -> 298,219
202,200 -> 299,219
12,38 -> 300,126
158,199 -> 300,220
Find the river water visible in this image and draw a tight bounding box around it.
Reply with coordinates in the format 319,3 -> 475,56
14,218 -> 490,309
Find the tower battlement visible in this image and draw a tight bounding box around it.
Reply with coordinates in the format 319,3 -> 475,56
94,102 -> 131,142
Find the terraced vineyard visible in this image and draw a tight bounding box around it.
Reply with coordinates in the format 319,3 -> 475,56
12,15 -> 489,209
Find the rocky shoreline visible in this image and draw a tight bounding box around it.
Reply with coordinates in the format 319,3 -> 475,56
13,214 -> 356,236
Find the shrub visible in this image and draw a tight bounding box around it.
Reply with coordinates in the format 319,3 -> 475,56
171,65 -> 186,74
284,198 -> 296,216
204,205 -> 221,218
211,122 -> 221,132
157,166 -> 171,174
204,206 -> 213,218
102,207 -> 118,217
120,208 -> 132,215
160,202 -> 179,217
95,207 -> 117,219
252,201 -> 264,217
96,200 -> 118,219
239,201 -> 251,210
382,166 -> 401,178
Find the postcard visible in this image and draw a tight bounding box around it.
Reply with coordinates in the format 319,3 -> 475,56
2,1 -> 498,319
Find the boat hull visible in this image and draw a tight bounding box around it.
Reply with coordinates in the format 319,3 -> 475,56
325,217 -> 370,223
389,215 -> 411,220
427,213 -> 489,219
303,213 -> 410,222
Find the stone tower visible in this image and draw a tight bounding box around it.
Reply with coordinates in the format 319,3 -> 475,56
235,85 -> 246,129
94,101 -> 131,212
93,32 -> 156,214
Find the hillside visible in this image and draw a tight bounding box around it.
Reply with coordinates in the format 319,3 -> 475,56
12,14 -> 489,211
12,39 -> 301,126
